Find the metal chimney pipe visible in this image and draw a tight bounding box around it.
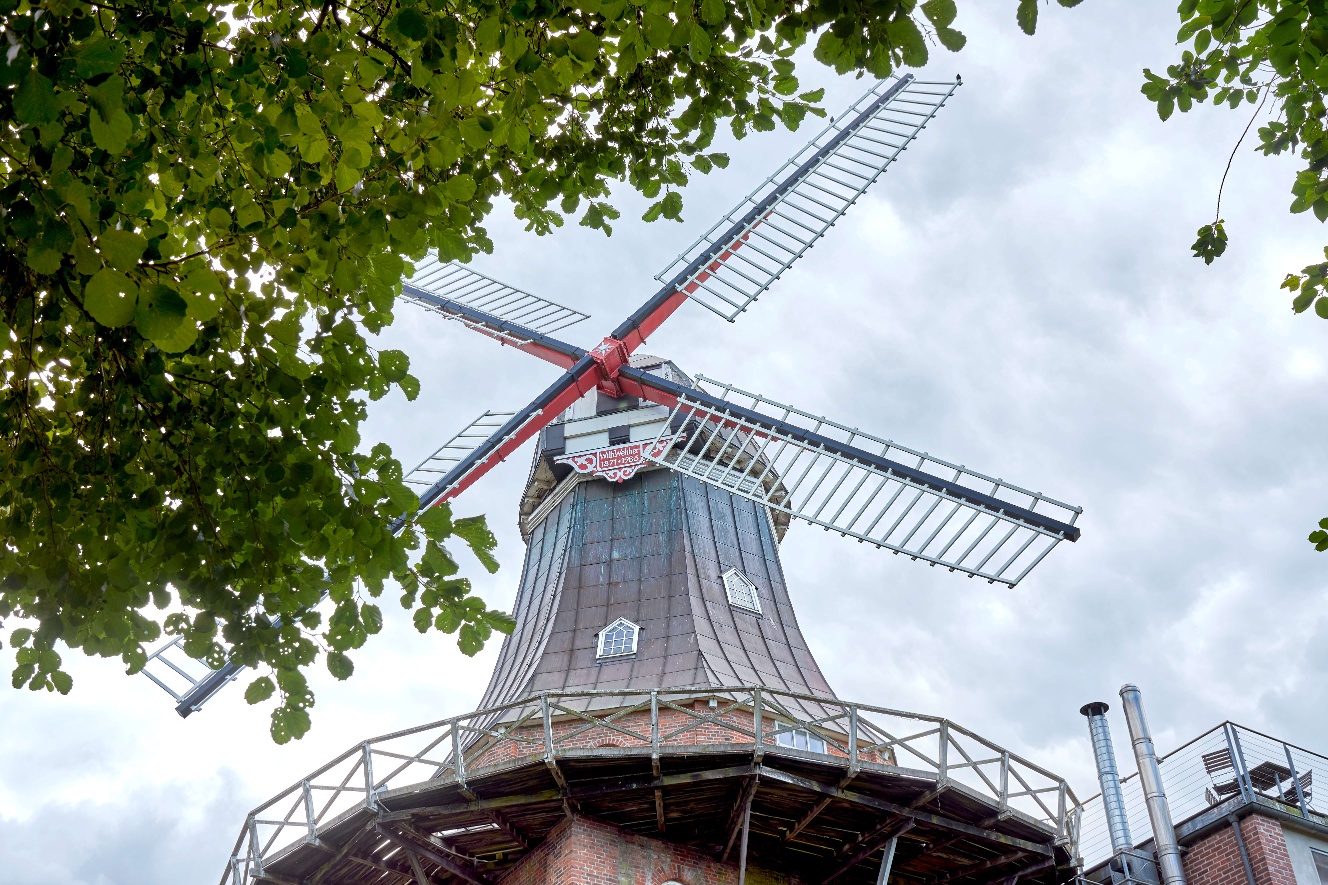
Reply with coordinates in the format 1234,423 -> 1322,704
1080,701 -> 1133,854
1119,684 -> 1187,885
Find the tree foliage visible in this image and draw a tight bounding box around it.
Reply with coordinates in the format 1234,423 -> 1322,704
1142,0 -> 1328,552
0,0 -> 1067,741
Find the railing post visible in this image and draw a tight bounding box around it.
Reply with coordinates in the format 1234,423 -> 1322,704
542,694 -> 555,761
362,743 -> 377,811
302,780 -> 317,843
650,690 -> 660,758
1225,723 -> 1253,803
848,704 -> 859,775
938,720 -> 949,782
1056,781 -> 1068,843
1284,742 -> 1309,817
247,813 -> 265,877
452,721 -> 467,790
999,750 -> 1010,815
752,688 -> 764,762
229,855 -> 242,885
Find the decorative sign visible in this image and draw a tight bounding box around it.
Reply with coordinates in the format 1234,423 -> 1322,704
554,434 -> 685,483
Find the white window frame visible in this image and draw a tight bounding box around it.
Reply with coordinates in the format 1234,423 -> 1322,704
776,727 -> 828,754
721,567 -> 762,614
596,618 -> 640,659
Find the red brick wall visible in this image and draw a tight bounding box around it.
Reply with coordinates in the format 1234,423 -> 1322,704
498,814 -> 805,885
1238,815 -> 1296,885
471,701 -> 891,770
1182,814 -> 1297,885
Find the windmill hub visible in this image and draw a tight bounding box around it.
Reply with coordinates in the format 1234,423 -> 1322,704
587,335 -> 633,396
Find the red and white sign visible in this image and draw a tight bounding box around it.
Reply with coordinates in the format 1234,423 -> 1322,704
554,434 -> 686,483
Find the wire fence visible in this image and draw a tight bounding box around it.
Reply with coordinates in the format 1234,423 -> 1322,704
222,686 -> 1080,885
1077,723 -> 1327,869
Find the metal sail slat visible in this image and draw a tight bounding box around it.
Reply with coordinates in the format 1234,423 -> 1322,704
653,75 -> 961,321
637,374 -> 1081,588
402,254 -> 591,342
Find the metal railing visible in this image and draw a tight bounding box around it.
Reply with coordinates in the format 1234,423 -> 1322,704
1077,722 -> 1328,869
221,686 -> 1081,884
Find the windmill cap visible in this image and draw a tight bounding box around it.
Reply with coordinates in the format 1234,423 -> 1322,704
1080,701 -> 1110,718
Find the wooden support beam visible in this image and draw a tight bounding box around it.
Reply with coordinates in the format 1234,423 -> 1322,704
379,763 -> 758,825
655,787 -> 666,832
909,784 -> 949,810
930,851 -> 1026,884
837,816 -> 915,863
877,828 -> 902,885
738,788 -> 754,885
785,768 -> 865,845
487,809 -> 530,850
824,820 -> 915,885
979,858 -> 1055,885
784,796 -> 835,844
755,766 -> 1052,856
722,776 -> 761,862
345,852 -> 415,882
375,823 -> 495,885
406,848 -> 440,885
308,822 -> 377,885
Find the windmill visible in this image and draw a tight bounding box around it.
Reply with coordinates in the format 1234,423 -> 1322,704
142,73 -> 1082,725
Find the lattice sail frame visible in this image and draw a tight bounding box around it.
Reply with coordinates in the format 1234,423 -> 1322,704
402,255 -> 591,345
642,376 -> 1081,587
654,76 -> 961,321
402,411 -> 518,495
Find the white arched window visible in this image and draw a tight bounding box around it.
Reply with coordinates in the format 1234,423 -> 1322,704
597,618 -> 639,658
722,568 -> 762,614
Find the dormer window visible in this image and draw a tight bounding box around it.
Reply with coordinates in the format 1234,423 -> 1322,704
722,568 -> 762,614
596,618 -> 639,658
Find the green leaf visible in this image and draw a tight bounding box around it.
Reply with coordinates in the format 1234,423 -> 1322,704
446,174 -> 477,202
10,628 -> 32,647
327,651 -> 354,680
181,267 -> 223,322
135,283 -> 197,352
937,26 -> 967,52
271,706 -> 312,744
569,31 -> 600,62
379,349 -> 410,382
362,603 -> 383,634
1315,297 -> 1328,320
921,0 -> 957,28
245,676 -> 276,704
75,36 -> 127,79
435,606 -> 463,633
83,268 -> 138,327
458,623 -> 484,655
14,70 -> 57,125
50,671 -> 73,695
90,108 -> 133,154
1191,221 -> 1227,265
482,609 -> 517,634
1017,0 -> 1038,35
394,8 -> 430,40
454,515 -> 499,573
98,229 -> 148,272
417,502 -> 454,540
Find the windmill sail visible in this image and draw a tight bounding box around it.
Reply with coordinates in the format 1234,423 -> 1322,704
402,256 -> 591,369
652,74 -> 960,323
629,372 -> 1081,587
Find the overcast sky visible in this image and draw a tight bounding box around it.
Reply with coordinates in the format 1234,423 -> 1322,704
5,3 -> 1328,883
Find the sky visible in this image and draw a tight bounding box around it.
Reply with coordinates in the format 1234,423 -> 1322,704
5,3 -> 1328,883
